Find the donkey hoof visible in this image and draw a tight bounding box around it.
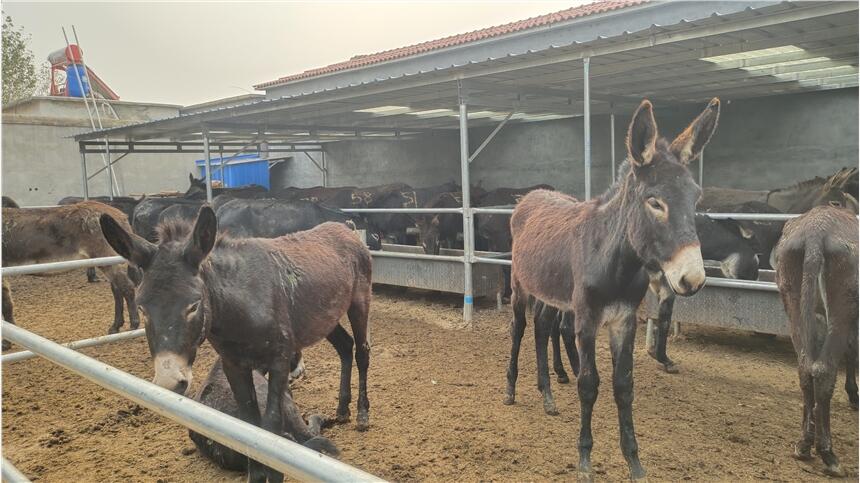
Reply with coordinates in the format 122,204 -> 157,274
557,374 -> 570,384
356,411 -> 369,432
503,394 -> 515,406
661,361 -> 679,374
544,406 -> 559,416
2,340 -> 11,351
823,465 -> 845,477
792,443 -> 813,461
577,470 -> 594,483
107,325 -> 120,335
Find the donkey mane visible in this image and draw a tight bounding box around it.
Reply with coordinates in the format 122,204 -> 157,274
155,218 -> 194,243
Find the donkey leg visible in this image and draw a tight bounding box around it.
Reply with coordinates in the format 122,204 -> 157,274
326,324 -> 354,424
262,366 -> 288,483
101,266 -> 129,334
575,311 -> 600,481
221,359 -> 265,483
534,305 -> 558,415
608,314 -> 646,480
348,293 -> 371,431
793,364 -> 815,460
119,271 -> 140,330
845,349 -> 858,411
648,281 -> 678,373
2,281 -> 15,350
504,290 -> 528,406
551,315 -> 569,384
560,311 -> 579,377
812,337 -> 847,476
86,267 -> 99,283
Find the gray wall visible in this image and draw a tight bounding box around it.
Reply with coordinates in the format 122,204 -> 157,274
278,88 -> 857,197
2,98 -> 199,206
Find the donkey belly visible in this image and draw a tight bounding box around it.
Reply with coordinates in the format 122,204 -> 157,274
290,281 -> 355,349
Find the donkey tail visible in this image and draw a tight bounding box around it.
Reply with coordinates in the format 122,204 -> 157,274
799,240 -> 825,363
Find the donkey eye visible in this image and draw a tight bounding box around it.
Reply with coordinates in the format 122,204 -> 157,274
829,200 -> 842,207
185,301 -> 201,318
647,197 -> 664,211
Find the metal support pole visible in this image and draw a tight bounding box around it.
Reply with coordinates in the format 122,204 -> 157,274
218,144 -> 225,185
610,113 -> 616,183
79,150 -> 89,200
469,111 -> 513,163
583,57 -> 592,200
0,321 -> 381,483
698,150 -> 704,186
202,129 -> 213,203
458,84 -> 474,324
322,150 -> 328,187
105,138 -> 114,200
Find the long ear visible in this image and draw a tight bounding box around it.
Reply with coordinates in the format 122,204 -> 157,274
184,206 -> 217,267
627,100 -> 659,167
670,97 -> 720,165
189,173 -> 195,184
99,214 -> 156,268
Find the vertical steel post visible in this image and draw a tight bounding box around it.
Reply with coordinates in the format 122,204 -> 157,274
583,57 -> 592,200
322,150 -> 328,187
458,84 -> 473,324
79,149 -> 89,200
202,130 -> 214,203
610,113 -> 616,183
218,145 -> 225,184
698,150 -> 704,186
105,139 -> 114,200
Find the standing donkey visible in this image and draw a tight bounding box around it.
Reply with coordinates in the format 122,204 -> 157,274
2,202 -> 140,349
100,208 -> 371,483
506,99 -> 719,481
774,205 -> 858,476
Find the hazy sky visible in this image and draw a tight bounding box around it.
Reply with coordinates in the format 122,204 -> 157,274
3,1 -> 582,106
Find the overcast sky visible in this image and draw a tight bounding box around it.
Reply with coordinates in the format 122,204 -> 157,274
3,1 -> 582,106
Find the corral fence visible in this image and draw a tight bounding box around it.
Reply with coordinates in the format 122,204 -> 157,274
0,258 -> 384,482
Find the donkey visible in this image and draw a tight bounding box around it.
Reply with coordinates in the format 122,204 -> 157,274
2,202 -> 140,348
507,99 -> 718,481
100,208 -> 372,483
774,205 -> 858,477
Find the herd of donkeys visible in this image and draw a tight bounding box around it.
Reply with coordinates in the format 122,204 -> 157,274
1,97 -> 858,480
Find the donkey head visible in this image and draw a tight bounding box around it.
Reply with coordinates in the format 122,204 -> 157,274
100,206 -> 218,395
416,215 -> 442,255
624,98 -> 720,296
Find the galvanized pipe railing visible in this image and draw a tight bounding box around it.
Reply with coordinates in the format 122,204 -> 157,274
1,256 -> 125,276
1,457 -> 31,483
2,328 -> 146,364
1,321 -> 382,483
342,208 -> 463,214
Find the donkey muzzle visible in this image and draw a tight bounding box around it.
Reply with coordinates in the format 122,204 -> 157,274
662,244 -> 706,296
152,352 -> 193,395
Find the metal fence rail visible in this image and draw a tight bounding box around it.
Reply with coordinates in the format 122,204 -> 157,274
1,457 -> 31,483
2,328 -> 146,364
1,256 -> 125,276
1,321 -> 382,482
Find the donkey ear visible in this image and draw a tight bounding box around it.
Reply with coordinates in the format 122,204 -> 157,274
185,206 -> 217,267
100,214 -> 156,268
189,173 -> 195,183
627,100 -> 659,167
670,97 -> 720,165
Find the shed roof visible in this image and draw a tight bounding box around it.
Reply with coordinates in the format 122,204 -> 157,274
75,1 -> 859,145
253,0 -> 645,89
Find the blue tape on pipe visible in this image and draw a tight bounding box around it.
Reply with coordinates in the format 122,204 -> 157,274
464,296 -> 473,304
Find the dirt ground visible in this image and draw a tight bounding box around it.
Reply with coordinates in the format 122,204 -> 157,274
2,270 -> 857,482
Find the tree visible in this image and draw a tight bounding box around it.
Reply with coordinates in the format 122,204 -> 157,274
2,13 -> 42,105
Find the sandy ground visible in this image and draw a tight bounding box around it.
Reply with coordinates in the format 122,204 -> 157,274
1,270 -> 857,482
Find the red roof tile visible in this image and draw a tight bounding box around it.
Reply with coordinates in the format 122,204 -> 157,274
254,0 -> 646,89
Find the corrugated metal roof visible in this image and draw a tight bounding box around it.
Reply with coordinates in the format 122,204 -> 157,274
253,0 -> 645,89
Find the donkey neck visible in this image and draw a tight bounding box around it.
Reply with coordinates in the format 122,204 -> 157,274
589,180 -> 649,285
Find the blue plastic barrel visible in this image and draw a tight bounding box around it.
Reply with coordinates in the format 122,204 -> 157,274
66,64 -> 90,97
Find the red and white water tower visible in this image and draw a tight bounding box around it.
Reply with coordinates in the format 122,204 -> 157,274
48,44 -> 119,100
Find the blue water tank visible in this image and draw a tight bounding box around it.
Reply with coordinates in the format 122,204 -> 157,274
66,64 -> 90,97
195,154 -> 270,189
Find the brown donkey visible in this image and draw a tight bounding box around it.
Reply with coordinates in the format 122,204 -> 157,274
507,99 -> 719,481
775,205 -> 858,476
99,208 -> 372,483
2,202 -> 140,348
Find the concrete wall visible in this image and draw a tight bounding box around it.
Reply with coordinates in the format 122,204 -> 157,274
2,97 -> 200,206
277,88 -> 857,198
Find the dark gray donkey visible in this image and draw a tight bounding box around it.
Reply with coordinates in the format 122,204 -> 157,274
507,99 -> 719,481
99,207 -> 372,483
775,205 -> 858,476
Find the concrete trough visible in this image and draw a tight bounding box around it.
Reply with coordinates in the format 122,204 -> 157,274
373,244 -> 503,298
